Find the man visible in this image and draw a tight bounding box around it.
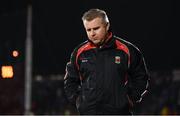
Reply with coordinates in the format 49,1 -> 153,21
64,8 -> 150,115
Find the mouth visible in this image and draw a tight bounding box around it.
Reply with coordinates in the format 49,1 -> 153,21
92,38 -> 99,42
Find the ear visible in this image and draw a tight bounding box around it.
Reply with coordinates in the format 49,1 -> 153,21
106,23 -> 110,31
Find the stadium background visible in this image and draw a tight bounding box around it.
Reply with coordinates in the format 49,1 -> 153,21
0,0 -> 180,114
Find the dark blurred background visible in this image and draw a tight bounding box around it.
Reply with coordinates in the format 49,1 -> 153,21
0,0 -> 180,115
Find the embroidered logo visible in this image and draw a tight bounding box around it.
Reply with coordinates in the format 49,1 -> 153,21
80,57 -> 90,63
82,59 -> 88,63
115,56 -> 121,64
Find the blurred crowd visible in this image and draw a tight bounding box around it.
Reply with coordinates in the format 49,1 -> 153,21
0,70 -> 180,115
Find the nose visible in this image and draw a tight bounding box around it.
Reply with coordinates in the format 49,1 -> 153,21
90,30 -> 95,37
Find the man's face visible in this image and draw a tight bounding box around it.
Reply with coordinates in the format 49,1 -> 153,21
83,17 -> 109,45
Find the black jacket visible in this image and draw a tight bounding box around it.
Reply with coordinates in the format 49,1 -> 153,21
64,33 -> 150,114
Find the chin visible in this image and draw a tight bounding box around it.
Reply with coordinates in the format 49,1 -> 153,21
93,41 -> 100,45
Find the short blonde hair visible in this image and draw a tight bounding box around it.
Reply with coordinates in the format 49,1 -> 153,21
82,8 -> 109,24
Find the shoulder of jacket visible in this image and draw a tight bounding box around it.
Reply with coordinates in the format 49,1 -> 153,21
114,35 -> 141,53
74,40 -> 89,52
71,40 -> 89,56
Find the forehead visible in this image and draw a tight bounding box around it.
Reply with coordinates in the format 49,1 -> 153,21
83,17 -> 104,27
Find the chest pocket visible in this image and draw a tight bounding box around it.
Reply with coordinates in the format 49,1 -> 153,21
105,51 -> 128,77
114,53 -> 129,71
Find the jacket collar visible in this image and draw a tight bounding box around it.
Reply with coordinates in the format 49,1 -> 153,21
88,32 -> 115,49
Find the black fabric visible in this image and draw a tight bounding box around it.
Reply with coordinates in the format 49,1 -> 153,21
64,34 -> 150,115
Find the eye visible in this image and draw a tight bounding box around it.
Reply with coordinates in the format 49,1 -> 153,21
93,27 -> 99,30
86,29 -> 91,32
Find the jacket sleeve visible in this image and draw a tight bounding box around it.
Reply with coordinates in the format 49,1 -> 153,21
64,50 -> 81,105
127,45 -> 150,105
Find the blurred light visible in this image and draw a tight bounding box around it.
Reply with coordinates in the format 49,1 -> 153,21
12,50 -> 19,58
1,65 -> 14,78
